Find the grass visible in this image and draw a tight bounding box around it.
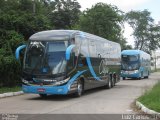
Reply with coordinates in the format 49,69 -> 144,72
0,86 -> 21,94
138,82 -> 160,112
151,68 -> 160,73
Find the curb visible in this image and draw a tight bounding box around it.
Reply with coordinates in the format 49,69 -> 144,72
136,101 -> 160,118
0,91 -> 24,98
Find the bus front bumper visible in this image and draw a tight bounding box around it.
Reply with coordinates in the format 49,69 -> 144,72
22,84 -> 71,95
121,70 -> 140,78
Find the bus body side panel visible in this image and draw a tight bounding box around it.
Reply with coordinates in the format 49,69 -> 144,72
75,33 -> 121,90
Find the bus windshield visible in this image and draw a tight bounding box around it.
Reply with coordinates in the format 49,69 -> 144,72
121,55 -> 139,70
122,55 -> 139,62
24,41 -> 68,75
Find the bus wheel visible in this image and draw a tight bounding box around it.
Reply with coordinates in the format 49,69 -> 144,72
123,77 -> 126,80
145,76 -> 148,79
145,72 -> 149,79
39,94 -> 47,98
139,72 -> 143,80
111,76 -> 114,87
112,74 -> 116,86
139,73 -> 142,80
74,80 -> 83,97
106,76 -> 111,89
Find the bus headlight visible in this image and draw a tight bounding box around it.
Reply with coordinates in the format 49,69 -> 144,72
22,79 -> 29,84
134,70 -> 139,73
55,77 -> 70,85
121,70 -> 124,74
63,77 -> 70,83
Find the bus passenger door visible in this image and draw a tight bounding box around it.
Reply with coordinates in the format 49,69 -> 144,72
96,43 -> 107,84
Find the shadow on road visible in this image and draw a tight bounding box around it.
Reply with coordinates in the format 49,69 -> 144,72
24,78 -> 151,101
122,78 -> 149,81
25,86 -> 111,101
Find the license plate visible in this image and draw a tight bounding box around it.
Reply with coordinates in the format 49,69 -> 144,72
128,71 -> 133,74
37,88 -> 45,93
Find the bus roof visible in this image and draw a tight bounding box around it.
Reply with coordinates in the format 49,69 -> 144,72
29,30 -> 79,41
29,30 -> 120,47
122,50 -> 144,55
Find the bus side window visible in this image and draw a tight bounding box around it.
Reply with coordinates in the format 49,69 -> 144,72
67,53 -> 77,71
78,55 -> 87,67
82,57 -> 87,66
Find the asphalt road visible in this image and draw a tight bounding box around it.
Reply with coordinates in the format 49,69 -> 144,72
0,72 -> 159,119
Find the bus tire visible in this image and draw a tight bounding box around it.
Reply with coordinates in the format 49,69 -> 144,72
113,74 -> 116,86
145,76 -> 148,79
39,94 -> 47,98
106,76 -> 112,89
123,77 -> 126,80
111,75 -> 114,88
145,71 -> 149,79
74,79 -> 83,97
138,72 -> 143,80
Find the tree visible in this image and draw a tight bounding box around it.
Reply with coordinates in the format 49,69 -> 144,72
125,10 -> 160,53
50,0 -> 81,29
0,0 -> 54,87
76,3 -> 129,49
0,30 -> 24,87
0,0 -> 52,39
120,38 -> 132,50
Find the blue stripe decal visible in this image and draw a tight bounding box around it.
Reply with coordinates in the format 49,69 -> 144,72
67,70 -> 87,85
86,56 -> 101,81
66,45 -> 75,60
15,45 -> 26,60
78,32 -> 101,81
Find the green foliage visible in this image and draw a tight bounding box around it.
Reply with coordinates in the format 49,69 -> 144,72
77,3 -> 123,42
0,0 -> 55,87
75,3 -> 129,49
0,86 -> 21,94
0,56 -> 21,87
0,30 -> 24,87
138,82 -> 160,112
0,30 -> 24,54
0,0 -> 52,39
120,38 -> 132,50
50,0 -> 81,29
125,10 -> 160,53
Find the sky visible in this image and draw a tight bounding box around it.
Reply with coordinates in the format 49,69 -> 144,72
76,0 -> 160,47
